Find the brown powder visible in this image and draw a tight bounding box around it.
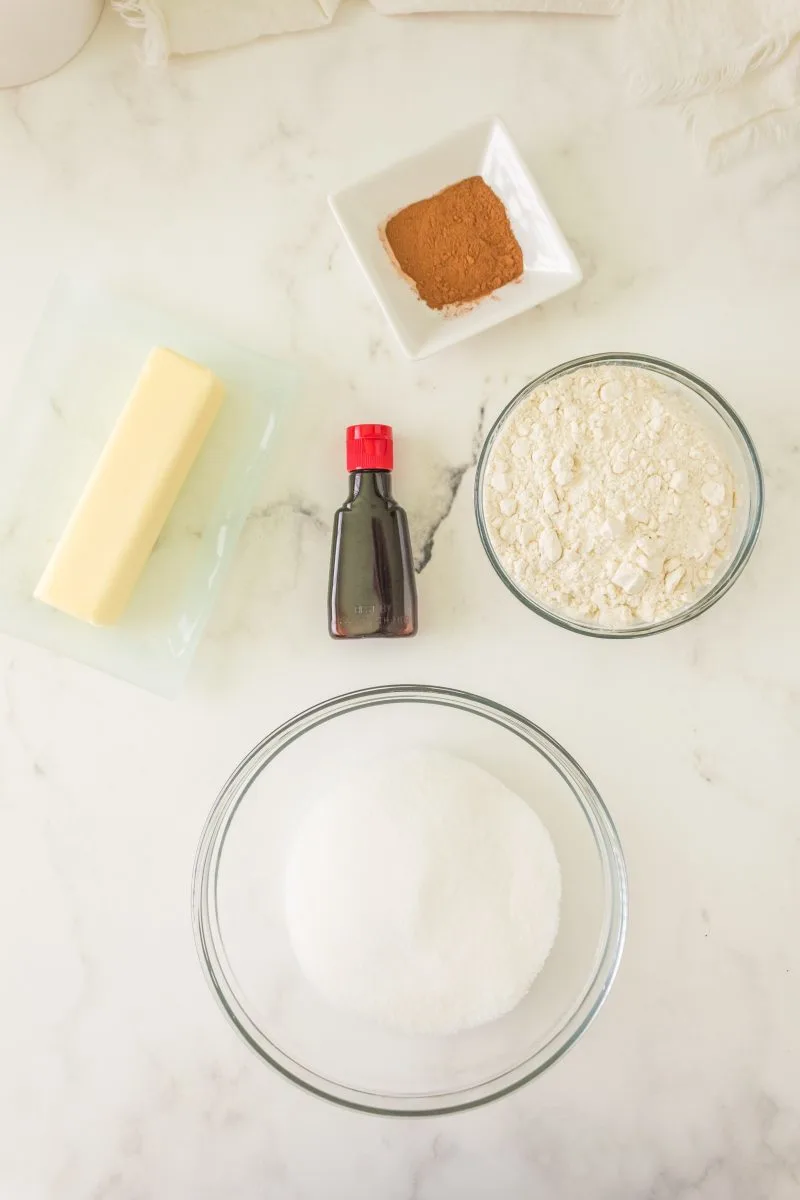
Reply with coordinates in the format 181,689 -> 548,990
384,176 -> 523,311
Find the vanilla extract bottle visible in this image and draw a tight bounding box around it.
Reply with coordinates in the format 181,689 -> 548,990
328,424 -> 418,639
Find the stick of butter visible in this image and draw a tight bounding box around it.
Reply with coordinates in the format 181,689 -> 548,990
35,347 -> 225,626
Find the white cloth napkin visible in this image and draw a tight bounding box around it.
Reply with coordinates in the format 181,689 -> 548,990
112,0 -> 342,64
370,1 -> 620,12
113,0 -> 618,63
622,0 -> 800,166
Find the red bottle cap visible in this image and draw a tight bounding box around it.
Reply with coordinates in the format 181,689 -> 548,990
346,424 -> 393,472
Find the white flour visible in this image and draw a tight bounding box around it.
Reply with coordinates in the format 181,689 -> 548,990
484,363 -> 738,626
285,751 -> 561,1036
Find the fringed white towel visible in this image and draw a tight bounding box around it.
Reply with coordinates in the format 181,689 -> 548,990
112,0 -> 342,65
622,0 -> 800,167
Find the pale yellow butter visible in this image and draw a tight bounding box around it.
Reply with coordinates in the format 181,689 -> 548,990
35,347 -> 225,626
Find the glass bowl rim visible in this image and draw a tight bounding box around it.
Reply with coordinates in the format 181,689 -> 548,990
474,351 -> 765,639
192,683 -> 628,1116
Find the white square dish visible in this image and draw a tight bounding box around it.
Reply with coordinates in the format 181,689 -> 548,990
329,118 -> 582,359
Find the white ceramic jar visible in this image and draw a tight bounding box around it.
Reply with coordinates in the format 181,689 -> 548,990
0,0 -> 103,88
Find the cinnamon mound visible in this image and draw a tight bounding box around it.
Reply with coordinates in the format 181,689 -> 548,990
384,176 -> 523,311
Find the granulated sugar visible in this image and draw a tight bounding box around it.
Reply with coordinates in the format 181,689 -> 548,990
285,751 -> 561,1036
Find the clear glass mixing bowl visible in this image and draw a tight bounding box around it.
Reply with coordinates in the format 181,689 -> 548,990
475,353 -> 764,638
192,685 -> 628,1115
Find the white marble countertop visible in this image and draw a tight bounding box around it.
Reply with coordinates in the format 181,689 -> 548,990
2,5 -> 800,1197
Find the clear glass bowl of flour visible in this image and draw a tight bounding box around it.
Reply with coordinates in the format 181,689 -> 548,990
193,685 -> 627,1116
476,353 -> 764,638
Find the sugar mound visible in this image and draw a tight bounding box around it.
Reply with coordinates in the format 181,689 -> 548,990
285,750 -> 561,1036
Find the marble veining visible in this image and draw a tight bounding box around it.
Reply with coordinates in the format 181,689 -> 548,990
1,3 -> 800,1198
412,402 -> 486,573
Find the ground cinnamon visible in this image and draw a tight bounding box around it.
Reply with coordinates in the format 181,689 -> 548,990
384,176 -> 523,311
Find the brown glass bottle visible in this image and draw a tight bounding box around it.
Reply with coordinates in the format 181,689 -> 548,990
328,425 -> 418,639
